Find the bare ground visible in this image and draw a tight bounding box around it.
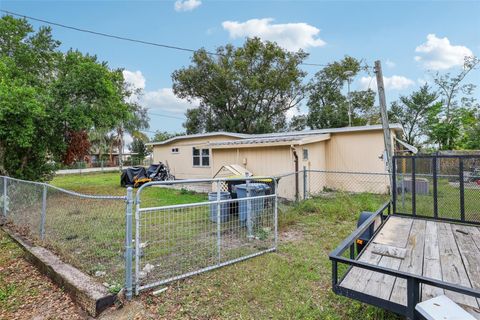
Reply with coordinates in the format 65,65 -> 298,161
0,230 -> 87,320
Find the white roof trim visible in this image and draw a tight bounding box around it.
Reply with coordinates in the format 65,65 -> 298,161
147,124 -> 403,146
395,137 -> 418,154
146,132 -> 250,146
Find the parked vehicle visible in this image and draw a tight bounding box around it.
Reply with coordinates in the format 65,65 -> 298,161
121,162 -> 175,188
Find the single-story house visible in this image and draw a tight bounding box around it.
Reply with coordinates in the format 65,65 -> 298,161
147,124 -> 405,199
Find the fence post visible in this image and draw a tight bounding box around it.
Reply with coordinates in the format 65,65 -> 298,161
246,175 -> 252,238
40,184 -> 47,240
125,187 -> 134,300
134,190 -> 141,296
392,158 -> 397,214
303,166 -> 307,200
274,178 -> 278,249
216,181 -> 222,264
2,176 -> 7,218
432,157 -> 438,219
411,157 -> 416,216
459,158 -> 465,222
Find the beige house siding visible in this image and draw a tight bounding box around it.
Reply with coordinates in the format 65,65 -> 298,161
212,146 -> 296,198
152,135 -> 243,179
324,130 -> 393,193
151,128 -> 399,198
212,146 -> 294,176
295,141 -> 327,196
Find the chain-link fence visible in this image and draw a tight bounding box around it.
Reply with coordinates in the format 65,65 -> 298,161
133,177 -> 277,294
276,169 -> 391,201
57,157 -> 154,170
0,176 -> 127,292
1,169 -> 397,299
393,155 -> 480,224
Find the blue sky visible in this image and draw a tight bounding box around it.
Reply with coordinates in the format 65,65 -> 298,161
1,0 -> 479,138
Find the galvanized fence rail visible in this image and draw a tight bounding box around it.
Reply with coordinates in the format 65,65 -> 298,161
0,175 -> 128,293
1,169 -> 397,300
131,177 -> 278,295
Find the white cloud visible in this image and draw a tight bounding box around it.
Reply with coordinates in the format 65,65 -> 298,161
385,59 -> 396,68
123,69 -> 196,114
174,0 -> 201,12
123,70 -> 146,90
222,18 -> 326,51
414,34 -> 473,70
417,78 -> 429,86
141,88 -> 198,114
359,75 -> 415,91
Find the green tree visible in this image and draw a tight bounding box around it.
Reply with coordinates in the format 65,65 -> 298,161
461,111 -> 480,149
306,56 -> 376,129
152,131 -> 184,142
0,57 -> 53,179
426,56 -> 479,149
0,15 -> 149,179
130,138 -> 148,163
389,84 -> 439,147
172,37 -> 308,134
288,114 -> 308,131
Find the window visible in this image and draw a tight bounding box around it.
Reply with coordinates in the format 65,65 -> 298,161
171,147 -> 179,154
303,149 -> 308,160
193,147 -> 210,167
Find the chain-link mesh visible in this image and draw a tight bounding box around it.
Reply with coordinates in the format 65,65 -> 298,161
135,178 -> 276,292
276,170 -> 391,201
0,176 -> 127,291
394,155 -> 480,224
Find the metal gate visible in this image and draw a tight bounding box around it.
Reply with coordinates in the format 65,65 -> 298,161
393,154 -> 480,224
132,177 -> 278,294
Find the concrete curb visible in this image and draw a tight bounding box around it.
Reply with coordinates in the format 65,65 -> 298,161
2,226 -> 116,317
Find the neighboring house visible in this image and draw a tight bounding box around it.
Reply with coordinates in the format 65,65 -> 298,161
89,152 -> 139,166
147,124 -> 405,198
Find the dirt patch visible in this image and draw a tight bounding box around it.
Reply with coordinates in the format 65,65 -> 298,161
0,230 -> 87,320
280,228 -> 304,242
98,300 -> 155,320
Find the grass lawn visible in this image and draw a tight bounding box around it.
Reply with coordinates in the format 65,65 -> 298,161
395,177 -> 480,221
48,172 -> 398,319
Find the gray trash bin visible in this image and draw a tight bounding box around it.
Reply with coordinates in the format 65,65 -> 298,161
208,191 -> 231,222
235,183 -> 270,225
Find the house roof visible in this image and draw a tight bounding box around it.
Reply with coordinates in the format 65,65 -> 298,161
209,134 -> 331,149
145,132 -> 250,146
147,124 -> 403,146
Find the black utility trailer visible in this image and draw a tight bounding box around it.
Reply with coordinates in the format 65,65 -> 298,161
330,155 -> 480,320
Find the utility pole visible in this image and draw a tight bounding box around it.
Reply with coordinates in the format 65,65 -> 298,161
344,70 -> 354,127
347,77 -> 352,126
374,61 -> 394,186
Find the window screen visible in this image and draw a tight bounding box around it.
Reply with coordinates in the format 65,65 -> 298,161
303,149 -> 308,160
193,147 -> 209,166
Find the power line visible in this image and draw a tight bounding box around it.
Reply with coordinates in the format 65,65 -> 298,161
0,9 -> 333,68
147,111 -> 185,120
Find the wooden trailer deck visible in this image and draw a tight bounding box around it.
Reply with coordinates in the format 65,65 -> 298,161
339,215 -> 480,318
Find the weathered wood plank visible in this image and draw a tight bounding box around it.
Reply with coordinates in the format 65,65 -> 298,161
370,243 -> 407,259
359,217 -> 413,301
422,220 -> 444,301
452,225 -> 480,313
437,222 -> 479,308
362,255 -> 403,300
390,219 -> 426,305
340,250 -> 382,291
454,225 -> 480,289
373,216 -> 413,248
